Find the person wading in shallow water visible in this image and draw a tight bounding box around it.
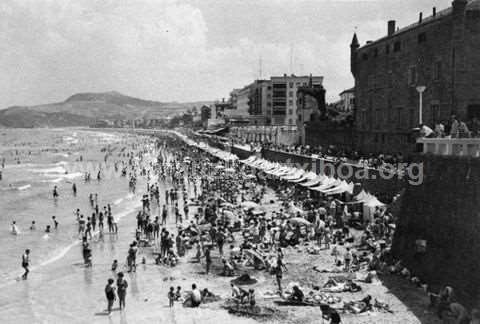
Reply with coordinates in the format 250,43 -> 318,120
53,186 -> 59,199
21,249 -> 30,280
116,272 -> 128,310
104,278 -> 116,315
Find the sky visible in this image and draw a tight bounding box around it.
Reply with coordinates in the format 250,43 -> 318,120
0,0 -> 453,108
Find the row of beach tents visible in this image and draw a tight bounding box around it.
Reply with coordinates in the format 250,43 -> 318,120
240,156 -> 385,219
241,156 -> 355,196
171,131 -> 239,162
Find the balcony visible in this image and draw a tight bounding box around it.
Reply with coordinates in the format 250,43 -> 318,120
417,138 -> 480,157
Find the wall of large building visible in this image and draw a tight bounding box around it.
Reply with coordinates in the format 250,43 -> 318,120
392,155 -> 480,307
352,2 -> 480,154
305,121 -> 355,151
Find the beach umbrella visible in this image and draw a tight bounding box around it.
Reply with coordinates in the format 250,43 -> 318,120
244,174 -> 257,180
222,210 -> 237,222
243,249 -> 266,264
241,201 -> 260,209
215,165 -> 225,170
289,217 -> 312,227
251,209 -> 266,216
221,202 -> 236,209
224,168 -> 236,173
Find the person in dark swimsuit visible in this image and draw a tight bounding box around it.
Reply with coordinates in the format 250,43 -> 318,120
21,249 -> 30,280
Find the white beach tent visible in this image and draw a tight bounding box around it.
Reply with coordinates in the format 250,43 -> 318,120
300,174 -> 326,187
290,171 -> 317,183
269,166 -> 291,177
324,180 -> 355,195
310,178 -> 341,192
354,190 -> 386,222
281,169 -> 305,181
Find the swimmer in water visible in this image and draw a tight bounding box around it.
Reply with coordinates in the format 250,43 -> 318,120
52,216 -> 58,230
21,249 -> 30,280
53,186 -> 59,199
111,260 -> 118,272
45,225 -> 51,233
30,221 -> 36,230
11,221 -> 18,235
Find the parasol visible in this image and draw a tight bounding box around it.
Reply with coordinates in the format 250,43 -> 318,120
289,217 -> 312,227
241,201 -> 260,209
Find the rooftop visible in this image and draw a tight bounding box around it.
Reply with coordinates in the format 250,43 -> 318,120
339,87 -> 355,95
359,0 -> 480,50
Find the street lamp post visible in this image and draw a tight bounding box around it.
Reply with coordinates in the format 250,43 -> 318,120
416,86 -> 427,125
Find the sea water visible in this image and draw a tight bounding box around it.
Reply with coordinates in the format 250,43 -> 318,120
0,128 -> 150,321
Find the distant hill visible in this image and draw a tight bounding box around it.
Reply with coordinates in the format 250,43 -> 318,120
0,107 -> 94,128
0,91 -> 211,128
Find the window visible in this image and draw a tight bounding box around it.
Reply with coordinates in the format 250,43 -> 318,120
431,104 -> 440,124
375,109 -> 381,128
397,108 -> 403,129
385,44 -> 390,54
288,119 -> 293,125
362,53 -> 369,60
368,75 -> 376,90
374,48 -> 379,57
434,61 -> 442,80
408,66 -> 417,86
267,102 -> 272,107
298,114 -> 302,121
288,100 -> 293,106
388,70 -> 393,88
409,109 -> 415,127
289,82 -> 294,88
288,109 -> 293,115
388,99 -> 393,123
288,91 -> 294,97
418,32 -> 427,44
394,41 -> 401,52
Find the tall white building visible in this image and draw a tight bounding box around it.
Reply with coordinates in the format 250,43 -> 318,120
339,87 -> 355,112
270,74 -> 324,125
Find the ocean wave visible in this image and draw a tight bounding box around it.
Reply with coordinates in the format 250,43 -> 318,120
17,184 -> 32,191
0,184 -> 32,191
31,166 -> 67,174
113,198 -> 124,205
41,172 -> 83,183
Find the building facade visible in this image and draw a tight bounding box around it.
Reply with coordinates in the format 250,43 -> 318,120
235,86 -> 250,116
270,75 -> 324,126
351,0 -> 480,153
339,87 -> 355,112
